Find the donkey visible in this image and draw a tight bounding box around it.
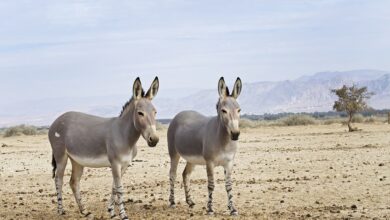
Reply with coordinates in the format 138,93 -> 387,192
49,77 -> 159,220
167,77 -> 242,216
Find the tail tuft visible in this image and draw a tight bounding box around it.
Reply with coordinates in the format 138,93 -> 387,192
51,154 -> 56,178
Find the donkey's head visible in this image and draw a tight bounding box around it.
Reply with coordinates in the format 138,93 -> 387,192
216,77 -> 242,141
132,77 -> 160,147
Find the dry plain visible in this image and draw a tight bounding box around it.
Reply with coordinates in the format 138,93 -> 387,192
0,123 -> 389,219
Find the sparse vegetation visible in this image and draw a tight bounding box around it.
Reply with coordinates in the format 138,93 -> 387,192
156,121 -> 168,131
331,85 -> 374,132
278,115 -> 317,126
3,125 -> 47,137
239,114 -> 387,128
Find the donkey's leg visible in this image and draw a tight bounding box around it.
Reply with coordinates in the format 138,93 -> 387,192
206,162 -> 215,215
182,162 -> 195,208
107,182 -> 117,219
169,154 -> 180,207
224,161 -> 238,215
69,159 -> 91,217
108,163 -> 129,218
112,163 -> 128,220
54,155 -> 68,215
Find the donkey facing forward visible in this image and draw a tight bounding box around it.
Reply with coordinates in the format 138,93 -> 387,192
168,77 -> 242,215
49,77 -> 159,220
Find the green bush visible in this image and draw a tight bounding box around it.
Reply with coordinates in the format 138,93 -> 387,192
3,125 -> 38,137
156,122 -> 167,131
278,115 -> 317,126
351,114 -> 364,123
240,118 -> 257,128
322,117 -> 344,125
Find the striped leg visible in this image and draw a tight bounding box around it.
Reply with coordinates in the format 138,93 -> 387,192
182,162 -> 195,208
107,184 -> 116,218
54,155 -> 68,215
206,163 -> 215,215
108,163 -> 130,218
169,154 -> 179,207
69,160 -> 91,217
112,163 -> 128,220
224,162 -> 238,215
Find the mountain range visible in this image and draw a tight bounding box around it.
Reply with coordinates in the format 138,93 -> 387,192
1,69 -> 389,126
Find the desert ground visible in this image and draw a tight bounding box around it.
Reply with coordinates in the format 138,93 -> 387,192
0,123 -> 389,220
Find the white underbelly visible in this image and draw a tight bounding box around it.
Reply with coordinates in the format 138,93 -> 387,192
68,153 -> 111,168
181,155 -> 207,165
67,148 -> 135,168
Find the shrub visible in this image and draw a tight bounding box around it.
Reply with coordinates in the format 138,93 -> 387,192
351,114 -> 364,123
322,117 -> 344,125
240,118 -> 257,128
156,122 -> 167,131
3,125 -> 38,137
278,115 -> 317,126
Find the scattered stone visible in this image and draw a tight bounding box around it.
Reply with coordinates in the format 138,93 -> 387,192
38,189 -> 43,193
280,200 -> 284,203
379,163 -> 384,167
351,204 -> 357,210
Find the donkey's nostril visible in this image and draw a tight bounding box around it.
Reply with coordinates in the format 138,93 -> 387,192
149,137 -> 153,142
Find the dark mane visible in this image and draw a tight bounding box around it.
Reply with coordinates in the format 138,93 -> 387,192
119,90 -> 145,116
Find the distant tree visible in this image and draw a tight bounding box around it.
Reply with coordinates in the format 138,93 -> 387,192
331,85 -> 374,132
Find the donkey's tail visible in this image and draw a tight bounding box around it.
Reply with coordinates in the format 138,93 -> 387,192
51,154 -> 57,179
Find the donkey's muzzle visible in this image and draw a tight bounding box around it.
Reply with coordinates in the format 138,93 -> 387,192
148,136 -> 159,147
231,131 -> 240,141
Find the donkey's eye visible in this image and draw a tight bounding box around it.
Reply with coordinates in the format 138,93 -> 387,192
222,109 -> 228,114
237,109 -> 241,113
138,111 -> 144,116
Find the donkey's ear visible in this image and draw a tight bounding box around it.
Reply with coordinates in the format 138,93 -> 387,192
218,77 -> 229,98
232,77 -> 242,99
145,77 -> 159,100
133,77 -> 144,100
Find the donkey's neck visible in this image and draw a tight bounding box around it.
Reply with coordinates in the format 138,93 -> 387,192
118,101 -> 141,146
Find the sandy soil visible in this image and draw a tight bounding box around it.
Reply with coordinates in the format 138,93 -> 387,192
0,124 -> 389,220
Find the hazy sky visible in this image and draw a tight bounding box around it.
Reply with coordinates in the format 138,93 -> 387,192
1,0 -> 390,103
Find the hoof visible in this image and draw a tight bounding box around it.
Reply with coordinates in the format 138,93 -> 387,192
187,200 -> 195,208
85,212 -> 94,219
57,210 -> 66,215
230,210 -> 239,216
110,215 -> 120,220
169,203 -> 176,208
207,211 -> 214,216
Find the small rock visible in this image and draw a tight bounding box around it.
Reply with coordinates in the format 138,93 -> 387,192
351,204 -> 357,210
38,189 -> 43,193
379,163 -> 384,167
280,200 -> 284,203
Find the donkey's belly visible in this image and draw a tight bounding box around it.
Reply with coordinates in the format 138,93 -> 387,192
181,154 -> 207,165
68,152 -> 111,168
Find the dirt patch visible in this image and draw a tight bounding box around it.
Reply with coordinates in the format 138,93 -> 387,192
0,124 -> 389,219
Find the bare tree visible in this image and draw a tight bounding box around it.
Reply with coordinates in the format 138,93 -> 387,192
331,85 -> 373,132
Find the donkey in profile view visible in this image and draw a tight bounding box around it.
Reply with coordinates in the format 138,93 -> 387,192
168,77 -> 242,216
49,77 -> 159,220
